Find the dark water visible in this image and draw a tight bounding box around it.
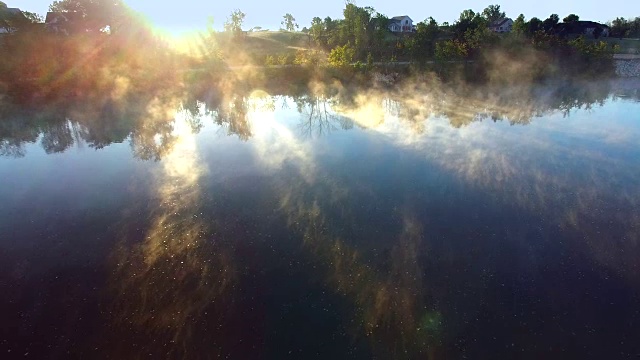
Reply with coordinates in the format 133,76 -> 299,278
1,81 -> 640,359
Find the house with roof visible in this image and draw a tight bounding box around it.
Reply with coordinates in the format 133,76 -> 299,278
554,21 -> 609,38
388,16 -> 414,33
489,18 -> 513,33
0,7 -> 27,34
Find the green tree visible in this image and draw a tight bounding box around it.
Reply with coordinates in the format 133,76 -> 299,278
309,16 -> 325,45
323,16 -> 341,48
464,25 -> 498,57
563,14 -> 580,23
610,17 -> 630,38
0,2 -> 12,30
224,9 -> 245,33
328,44 -> 355,67
512,14 -> 527,35
632,17 -> 640,37
370,12 -> 389,58
1,4 -> 44,31
48,0 -> 128,32
482,4 -> 506,23
341,2 -> 373,57
409,17 -> 440,60
542,14 -> 559,32
435,40 -> 468,60
281,13 -> 298,32
459,9 -> 476,23
198,16 -> 224,69
453,9 -> 487,40
22,11 -> 44,23
527,17 -> 543,35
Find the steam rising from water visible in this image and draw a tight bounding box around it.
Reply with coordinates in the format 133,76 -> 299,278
109,109 -> 235,358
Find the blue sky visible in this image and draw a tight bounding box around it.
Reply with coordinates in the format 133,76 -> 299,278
12,0 -> 640,33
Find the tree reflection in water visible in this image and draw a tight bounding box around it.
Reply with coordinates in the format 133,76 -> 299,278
0,79 -> 628,159
107,110 -> 237,359
2,79 -> 640,357
293,94 -> 354,138
277,173 -> 442,358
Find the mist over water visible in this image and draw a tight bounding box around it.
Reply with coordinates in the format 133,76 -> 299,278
1,80 -> 640,359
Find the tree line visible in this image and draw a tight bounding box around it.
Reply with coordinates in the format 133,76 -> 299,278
609,17 -> 640,38
213,2 -> 631,68
0,0 -> 635,101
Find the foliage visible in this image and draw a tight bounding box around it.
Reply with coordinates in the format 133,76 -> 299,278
328,44 -> 355,67
453,9 -> 487,40
1,6 -> 43,31
48,0 -> 127,32
542,14 -> 559,32
307,3 -> 393,61
294,49 -> 324,67
464,26 -> 498,56
264,55 -> 276,66
0,18 -> 179,102
341,2 -> 373,57
197,17 -> 225,69
563,14 -> 580,23
281,13 -> 298,32
435,40 -> 468,61
369,12 -> 389,59
0,0 -> 629,93
482,4 -> 506,24
309,17 -> 324,44
609,17 -> 640,38
224,9 -> 245,33
512,14 -> 527,35
407,17 -> 440,60
22,11 -> 44,24
569,37 -> 616,58
527,17 -> 543,35
278,53 -> 294,65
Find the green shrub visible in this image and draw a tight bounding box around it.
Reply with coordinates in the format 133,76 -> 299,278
264,55 -> 276,66
435,40 -> 468,61
278,53 -> 294,65
294,49 -> 324,67
328,44 -> 355,67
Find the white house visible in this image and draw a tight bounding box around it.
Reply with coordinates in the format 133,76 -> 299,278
489,18 -> 513,33
388,16 -> 414,33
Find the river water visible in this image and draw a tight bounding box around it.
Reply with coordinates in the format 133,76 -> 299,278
1,81 -> 639,359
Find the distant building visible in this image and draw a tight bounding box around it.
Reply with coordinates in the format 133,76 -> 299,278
389,16 -> 414,33
554,21 -> 610,38
0,8 -> 27,34
489,18 -> 514,33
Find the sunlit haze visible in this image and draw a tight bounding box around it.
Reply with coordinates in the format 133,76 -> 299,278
14,0 -> 640,34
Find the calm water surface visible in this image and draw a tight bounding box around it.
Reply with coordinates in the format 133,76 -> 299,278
1,82 -> 640,359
